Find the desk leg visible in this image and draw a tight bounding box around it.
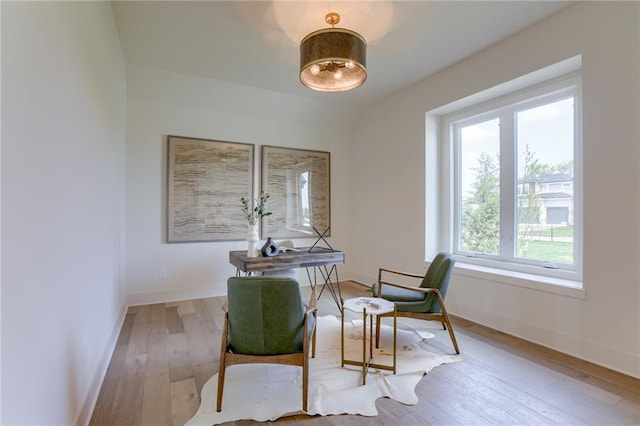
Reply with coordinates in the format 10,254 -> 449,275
320,264 -> 342,311
369,312 -> 374,359
236,269 -> 252,277
306,265 -> 342,312
305,267 -> 317,301
362,307 -> 367,385
341,299 -> 345,367
393,305 -> 397,374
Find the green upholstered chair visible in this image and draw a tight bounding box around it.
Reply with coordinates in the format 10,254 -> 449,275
217,276 -> 317,412
371,252 -> 459,354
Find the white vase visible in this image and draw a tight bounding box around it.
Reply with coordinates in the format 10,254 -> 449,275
246,223 -> 260,257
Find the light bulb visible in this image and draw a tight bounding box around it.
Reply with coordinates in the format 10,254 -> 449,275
310,64 -> 320,75
345,61 -> 355,69
334,69 -> 343,80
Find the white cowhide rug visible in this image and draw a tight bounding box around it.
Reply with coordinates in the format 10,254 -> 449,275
186,315 -> 462,425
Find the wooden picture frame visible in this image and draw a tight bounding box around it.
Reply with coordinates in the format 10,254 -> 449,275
261,145 -> 330,239
167,135 -> 254,242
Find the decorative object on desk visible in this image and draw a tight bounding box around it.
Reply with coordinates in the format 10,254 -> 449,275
260,237 -> 280,257
278,239 -> 299,252
241,192 -> 272,257
261,146 -> 330,239
246,224 -> 260,257
186,315 -> 461,424
308,226 -> 334,252
241,191 -> 272,225
167,135 -> 254,243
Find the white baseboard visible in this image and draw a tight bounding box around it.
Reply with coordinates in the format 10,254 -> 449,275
352,278 -> 638,378
74,303 -> 129,426
127,284 -> 225,307
126,273 -> 364,308
454,301 -> 640,379
349,273 -> 375,287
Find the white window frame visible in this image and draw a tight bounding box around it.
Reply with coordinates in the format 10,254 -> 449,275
439,72 -> 583,285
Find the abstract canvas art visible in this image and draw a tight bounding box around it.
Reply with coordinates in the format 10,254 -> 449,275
261,146 -> 330,239
167,135 -> 254,242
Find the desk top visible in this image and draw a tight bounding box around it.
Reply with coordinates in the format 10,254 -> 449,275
229,247 -> 345,273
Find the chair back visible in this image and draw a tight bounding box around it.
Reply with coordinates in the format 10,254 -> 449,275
419,252 -> 456,313
226,277 -> 306,355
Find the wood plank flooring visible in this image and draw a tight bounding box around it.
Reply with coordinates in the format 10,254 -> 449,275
90,281 -> 639,425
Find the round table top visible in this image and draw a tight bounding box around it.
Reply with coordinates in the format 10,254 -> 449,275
343,297 -> 394,315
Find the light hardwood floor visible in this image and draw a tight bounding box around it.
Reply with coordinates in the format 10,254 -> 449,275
90,281 -> 639,425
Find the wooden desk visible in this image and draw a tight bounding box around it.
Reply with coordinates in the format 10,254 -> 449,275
229,247 -> 345,309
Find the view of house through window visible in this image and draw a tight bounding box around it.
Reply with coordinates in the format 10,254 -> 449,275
515,97 -> 574,265
449,76 -> 580,277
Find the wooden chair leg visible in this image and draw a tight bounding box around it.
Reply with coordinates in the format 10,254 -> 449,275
303,311 -> 314,412
445,318 -> 460,354
302,356 -> 309,412
435,293 -> 460,354
216,355 -> 226,412
312,312 -> 317,359
217,315 -> 229,412
375,315 -> 381,348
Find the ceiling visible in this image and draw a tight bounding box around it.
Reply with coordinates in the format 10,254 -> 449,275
111,1 -> 573,105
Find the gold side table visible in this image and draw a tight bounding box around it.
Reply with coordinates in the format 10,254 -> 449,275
341,297 -> 397,385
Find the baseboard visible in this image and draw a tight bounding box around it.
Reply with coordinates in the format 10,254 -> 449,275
352,279 -> 638,379
452,301 -> 640,379
127,284 -> 225,307
126,275 -> 365,307
349,272 -> 375,287
74,303 -> 129,426
343,279 -> 372,290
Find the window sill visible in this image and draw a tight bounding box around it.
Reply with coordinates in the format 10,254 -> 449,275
452,261 -> 585,299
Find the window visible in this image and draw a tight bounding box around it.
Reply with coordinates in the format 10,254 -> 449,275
443,74 -> 582,281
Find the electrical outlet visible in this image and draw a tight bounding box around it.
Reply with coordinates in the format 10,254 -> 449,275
159,269 -> 167,279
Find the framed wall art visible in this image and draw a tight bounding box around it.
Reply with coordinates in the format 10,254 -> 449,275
261,145 -> 330,239
167,135 -> 254,242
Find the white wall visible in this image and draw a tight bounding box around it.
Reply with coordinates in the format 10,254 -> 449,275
1,2 -> 127,425
352,2 -> 640,377
125,64 -> 356,305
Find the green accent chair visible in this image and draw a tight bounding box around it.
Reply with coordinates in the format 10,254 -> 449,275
371,252 -> 459,354
217,276 -> 317,412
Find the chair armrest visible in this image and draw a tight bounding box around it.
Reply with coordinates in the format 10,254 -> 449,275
378,279 -> 442,297
378,267 -> 424,281
377,281 -> 446,312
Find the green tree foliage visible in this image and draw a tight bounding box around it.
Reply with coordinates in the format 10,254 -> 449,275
461,152 -> 500,253
517,144 -> 543,256
553,160 -> 573,174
